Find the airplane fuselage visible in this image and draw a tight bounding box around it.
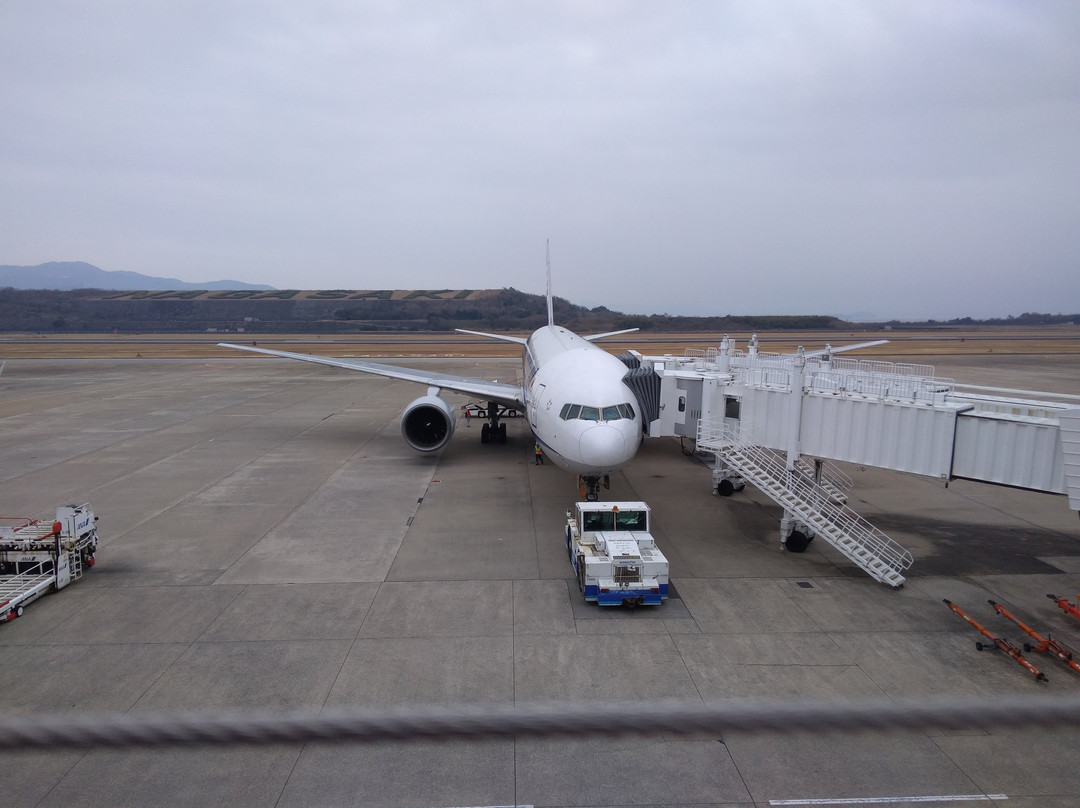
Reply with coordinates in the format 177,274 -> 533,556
521,325 -> 642,476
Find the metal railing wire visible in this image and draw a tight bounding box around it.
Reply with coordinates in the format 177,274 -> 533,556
3,695 -> 1080,751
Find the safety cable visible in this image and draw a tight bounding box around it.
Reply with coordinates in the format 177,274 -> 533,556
3,695 -> 1080,751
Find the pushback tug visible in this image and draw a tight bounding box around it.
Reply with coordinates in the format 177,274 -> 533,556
566,501 -> 669,607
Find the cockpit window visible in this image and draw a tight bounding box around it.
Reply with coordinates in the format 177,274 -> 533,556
559,402 -> 637,422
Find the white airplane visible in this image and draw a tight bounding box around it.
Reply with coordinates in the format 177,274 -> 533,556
219,270 -> 642,500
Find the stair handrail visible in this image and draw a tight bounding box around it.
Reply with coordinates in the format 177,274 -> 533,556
794,456 -> 852,496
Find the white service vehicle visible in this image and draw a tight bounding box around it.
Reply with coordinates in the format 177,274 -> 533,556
0,504 -> 99,622
565,501 -> 669,607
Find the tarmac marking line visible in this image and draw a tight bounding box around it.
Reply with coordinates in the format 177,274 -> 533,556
770,796 -> 1007,805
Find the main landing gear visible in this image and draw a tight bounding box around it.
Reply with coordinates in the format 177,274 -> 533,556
472,401 -> 517,445
577,474 -> 610,502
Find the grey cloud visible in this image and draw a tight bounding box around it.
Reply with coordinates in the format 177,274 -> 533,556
1,1 -> 1077,319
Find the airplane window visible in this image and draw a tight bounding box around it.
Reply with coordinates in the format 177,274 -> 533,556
580,406 -> 600,421
567,404 -> 581,419
618,403 -> 635,419
602,405 -> 620,421
560,403 -> 572,419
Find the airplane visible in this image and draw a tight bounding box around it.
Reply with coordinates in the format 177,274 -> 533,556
219,262 -> 643,501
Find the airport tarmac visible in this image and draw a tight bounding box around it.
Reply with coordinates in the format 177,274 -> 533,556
2,353 -> 1080,808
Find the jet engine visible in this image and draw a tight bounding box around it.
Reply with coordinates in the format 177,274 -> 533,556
400,394 -> 456,452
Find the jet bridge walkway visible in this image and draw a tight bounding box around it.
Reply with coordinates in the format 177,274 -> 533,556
631,337 -> 1080,585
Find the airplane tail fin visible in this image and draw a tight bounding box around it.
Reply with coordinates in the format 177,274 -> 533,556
546,240 -> 554,327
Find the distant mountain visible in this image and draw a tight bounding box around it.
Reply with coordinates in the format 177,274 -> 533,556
0,261 -> 274,291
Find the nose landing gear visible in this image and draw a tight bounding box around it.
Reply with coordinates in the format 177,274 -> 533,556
577,474 -> 610,502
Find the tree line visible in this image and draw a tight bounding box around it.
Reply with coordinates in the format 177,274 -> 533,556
0,287 -> 1073,334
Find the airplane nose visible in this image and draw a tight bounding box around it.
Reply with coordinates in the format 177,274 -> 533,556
578,425 -> 631,468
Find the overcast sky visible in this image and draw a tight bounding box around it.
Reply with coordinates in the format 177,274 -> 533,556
2,2 -> 1078,319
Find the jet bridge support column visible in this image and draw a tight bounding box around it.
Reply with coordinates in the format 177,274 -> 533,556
782,348 -> 814,552
786,348 -> 806,471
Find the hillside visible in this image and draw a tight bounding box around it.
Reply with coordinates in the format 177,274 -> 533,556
1,284 -> 1074,335
0,287 -> 845,334
0,262 -> 272,292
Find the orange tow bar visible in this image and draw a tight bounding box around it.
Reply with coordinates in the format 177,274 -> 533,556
989,600 -> 1080,676
944,599 -> 1047,682
1048,593 -> 1080,622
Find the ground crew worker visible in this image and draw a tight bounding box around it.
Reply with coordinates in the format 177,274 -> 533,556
534,441 -> 544,465
465,408 -> 471,427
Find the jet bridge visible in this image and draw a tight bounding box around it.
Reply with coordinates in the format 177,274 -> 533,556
630,337 -> 1080,586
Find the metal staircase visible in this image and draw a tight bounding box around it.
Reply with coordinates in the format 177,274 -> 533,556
697,420 -> 913,587
794,456 -> 850,504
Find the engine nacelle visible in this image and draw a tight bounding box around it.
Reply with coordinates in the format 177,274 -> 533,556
400,394 -> 456,452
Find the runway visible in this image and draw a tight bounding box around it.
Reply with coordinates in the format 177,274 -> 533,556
2,354 -> 1079,807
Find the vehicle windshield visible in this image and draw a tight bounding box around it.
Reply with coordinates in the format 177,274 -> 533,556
582,509 -> 647,532
615,510 -> 647,531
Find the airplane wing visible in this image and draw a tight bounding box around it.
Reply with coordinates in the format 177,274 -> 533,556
583,328 -> 639,342
454,328 -> 528,345
218,343 -> 525,408
804,339 -> 889,358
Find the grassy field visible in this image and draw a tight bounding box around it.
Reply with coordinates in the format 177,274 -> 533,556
0,326 -> 1078,360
